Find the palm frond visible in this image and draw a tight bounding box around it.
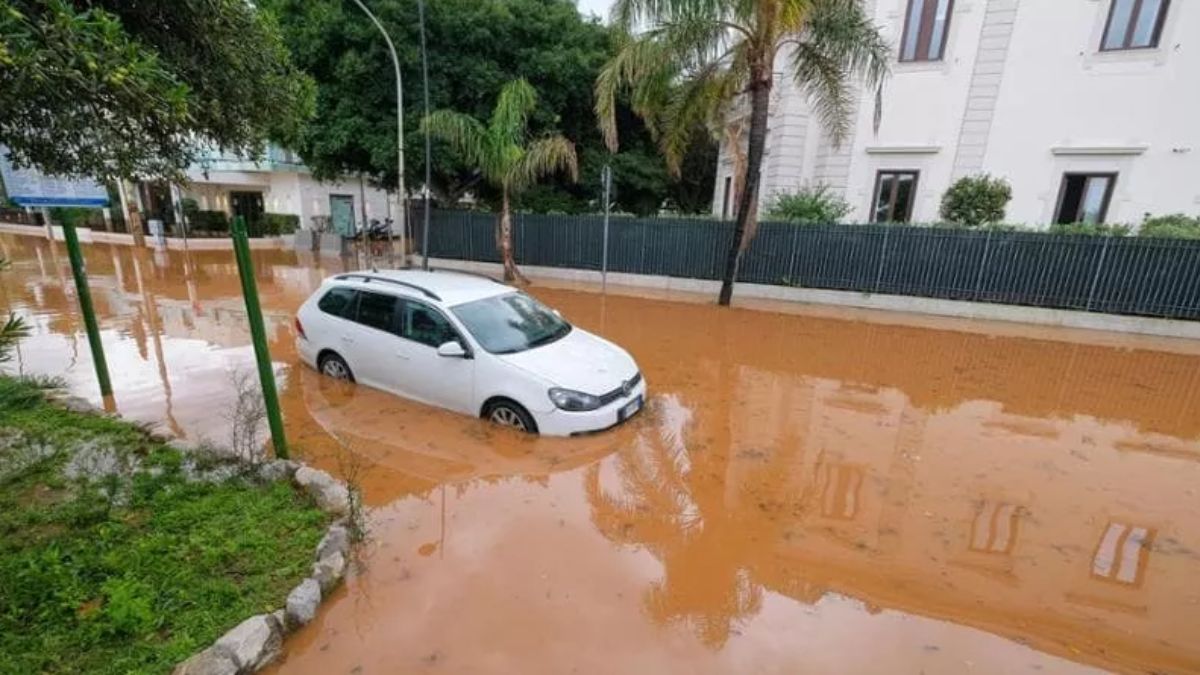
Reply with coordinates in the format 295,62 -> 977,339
508,136 -> 578,193
489,79 -> 538,153
778,0 -> 817,33
0,313 -> 30,364
596,11 -> 744,154
421,110 -> 490,173
611,0 -> 736,31
788,0 -> 890,145
657,61 -> 745,174
595,35 -> 677,151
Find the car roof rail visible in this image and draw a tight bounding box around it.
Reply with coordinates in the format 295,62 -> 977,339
429,267 -> 503,284
333,274 -> 442,302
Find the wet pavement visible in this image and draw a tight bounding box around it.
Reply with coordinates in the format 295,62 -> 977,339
3,232 -> 1200,675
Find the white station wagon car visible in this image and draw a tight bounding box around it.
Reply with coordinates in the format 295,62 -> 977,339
294,270 -> 646,436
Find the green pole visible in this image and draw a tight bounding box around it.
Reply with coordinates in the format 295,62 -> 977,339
231,216 -> 289,459
61,222 -> 113,397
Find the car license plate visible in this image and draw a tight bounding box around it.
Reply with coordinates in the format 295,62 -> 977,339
619,395 -> 643,422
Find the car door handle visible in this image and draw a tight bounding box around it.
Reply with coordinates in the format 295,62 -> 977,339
394,351 -> 410,360
340,335 -> 354,344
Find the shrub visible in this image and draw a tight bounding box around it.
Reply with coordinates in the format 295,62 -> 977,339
1048,221 -> 1132,236
189,210 -> 229,233
939,174 -> 1012,226
1139,213 -> 1200,239
766,184 -> 851,224
261,213 -> 300,236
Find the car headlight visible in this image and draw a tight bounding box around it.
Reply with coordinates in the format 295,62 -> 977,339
548,387 -> 602,412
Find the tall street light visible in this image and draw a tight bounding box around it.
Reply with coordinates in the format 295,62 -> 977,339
418,0 -> 432,270
348,0 -> 406,259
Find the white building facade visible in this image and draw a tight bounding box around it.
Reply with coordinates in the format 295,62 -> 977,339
713,0 -> 1198,228
182,146 -> 393,235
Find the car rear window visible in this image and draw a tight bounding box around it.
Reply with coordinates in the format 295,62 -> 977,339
317,287 -> 357,318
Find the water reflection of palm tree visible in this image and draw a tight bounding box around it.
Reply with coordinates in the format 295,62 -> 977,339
585,394 -> 763,648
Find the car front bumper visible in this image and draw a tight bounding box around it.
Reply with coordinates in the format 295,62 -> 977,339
533,379 -> 649,436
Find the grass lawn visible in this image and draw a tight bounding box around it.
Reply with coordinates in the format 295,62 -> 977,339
0,376 -> 329,675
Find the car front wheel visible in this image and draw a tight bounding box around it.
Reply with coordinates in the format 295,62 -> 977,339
483,399 -> 538,434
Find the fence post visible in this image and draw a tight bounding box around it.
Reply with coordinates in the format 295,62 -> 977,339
973,229 -> 994,301
231,216 -> 289,459
873,227 -> 890,293
601,166 -> 612,291
61,222 -> 113,398
1085,235 -> 1112,311
639,220 -> 648,275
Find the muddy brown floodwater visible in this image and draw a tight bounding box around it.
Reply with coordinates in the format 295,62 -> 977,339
3,233 -> 1200,674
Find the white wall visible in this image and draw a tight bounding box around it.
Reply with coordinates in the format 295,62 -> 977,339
283,174 -> 393,231
840,0 -> 989,222
728,0 -> 1200,228
984,0 -> 1199,225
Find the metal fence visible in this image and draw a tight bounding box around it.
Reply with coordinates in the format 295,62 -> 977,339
417,209 -> 1200,320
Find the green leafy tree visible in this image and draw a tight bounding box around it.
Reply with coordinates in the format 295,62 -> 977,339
422,79 -> 578,282
0,0 -> 314,181
596,0 -> 889,305
939,174 -> 1012,226
263,0 -> 712,214
766,184 -> 851,224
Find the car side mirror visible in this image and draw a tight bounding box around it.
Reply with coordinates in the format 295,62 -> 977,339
437,341 -> 468,359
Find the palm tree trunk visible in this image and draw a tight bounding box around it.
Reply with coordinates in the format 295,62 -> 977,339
717,75 -> 771,306
498,189 -> 527,284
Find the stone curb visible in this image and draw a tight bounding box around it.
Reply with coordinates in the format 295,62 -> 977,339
172,459 -> 355,675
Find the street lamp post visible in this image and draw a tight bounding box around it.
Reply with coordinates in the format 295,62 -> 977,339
418,0 -> 432,270
348,0 -> 405,260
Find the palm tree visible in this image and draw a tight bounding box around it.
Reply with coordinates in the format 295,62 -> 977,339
422,79 -> 579,283
596,0 -> 889,305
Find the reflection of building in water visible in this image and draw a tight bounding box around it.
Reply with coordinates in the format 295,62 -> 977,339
970,501 -> 1021,555
1092,522 -> 1155,587
817,462 -> 864,520
594,361 -> 1200,674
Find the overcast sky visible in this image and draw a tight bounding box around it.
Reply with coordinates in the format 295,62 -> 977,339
576,0 -> 614,21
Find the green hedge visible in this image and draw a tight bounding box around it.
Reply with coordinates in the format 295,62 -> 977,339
189,210 -> 229,233
259,212 -> 299,236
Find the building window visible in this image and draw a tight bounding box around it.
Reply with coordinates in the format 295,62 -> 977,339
1054,173 -> 1117,224
1102,0 -> 1169,51
870,170 -> 919,223
900,0 -> 955,62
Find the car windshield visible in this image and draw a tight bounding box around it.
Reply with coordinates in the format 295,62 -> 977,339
451,292 -> 571,354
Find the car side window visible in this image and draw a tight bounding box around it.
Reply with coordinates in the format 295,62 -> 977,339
317,287 -> 357,318
354,290 -> 400,335
399,300 -> 459,348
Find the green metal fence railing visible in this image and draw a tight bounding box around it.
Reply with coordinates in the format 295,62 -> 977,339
416,209 -> 1200,321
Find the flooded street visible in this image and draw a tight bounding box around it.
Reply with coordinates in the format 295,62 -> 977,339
3,232 -> 1200,674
